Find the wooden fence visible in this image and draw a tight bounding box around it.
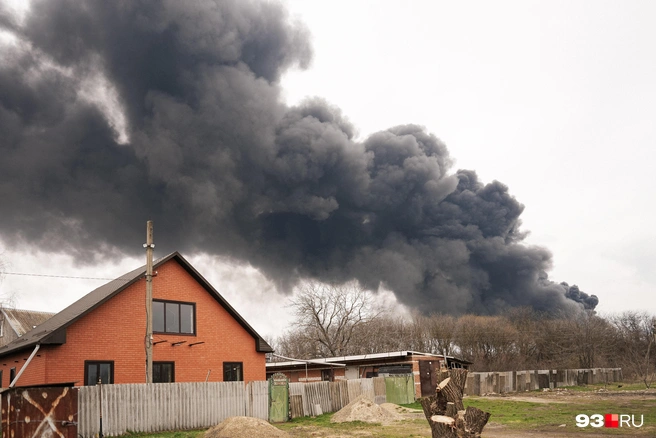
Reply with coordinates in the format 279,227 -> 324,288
76,376 -> 414,437
77,381 -> 268,437
288,377 -> 394,418
74,369 -> 620,436
464,367 -> 623,395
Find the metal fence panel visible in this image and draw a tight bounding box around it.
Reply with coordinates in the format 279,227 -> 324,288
247,381 -> 269,420
384,375 -> 414,405
1,387 -> 78,438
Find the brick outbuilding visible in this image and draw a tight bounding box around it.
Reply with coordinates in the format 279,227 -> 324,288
267,351 -> 471,398
0,252 -> 272,387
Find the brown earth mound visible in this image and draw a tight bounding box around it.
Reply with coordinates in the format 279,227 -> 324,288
204,416 -> 290,438
331,395 -> 402,424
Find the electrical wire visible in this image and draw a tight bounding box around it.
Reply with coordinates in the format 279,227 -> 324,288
0,271 -> 134,281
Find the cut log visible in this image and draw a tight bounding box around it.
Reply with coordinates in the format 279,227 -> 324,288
436,375 -> 465,411
430,415 -> 455,425
463,406 -> 491,435
420,368 -> 491,437
420,395 -> 440,420
449,369 -> 469,391
445,402 -> 458,418
428,415 -> 458,438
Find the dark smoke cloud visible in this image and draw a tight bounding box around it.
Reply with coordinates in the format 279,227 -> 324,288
0,0 -> 597,314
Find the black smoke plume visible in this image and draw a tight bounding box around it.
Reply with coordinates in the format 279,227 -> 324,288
0,0 -> 597,314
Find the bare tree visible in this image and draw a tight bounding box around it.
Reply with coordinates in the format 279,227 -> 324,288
566,311 -> 617,369
610,311 -> 656,388
272,329 -> 326,359
344,314 -> 412,354
287,280 -> 385,357
423,313 -> 458,357
0,253 -> 17,308
454,315 -> 519,371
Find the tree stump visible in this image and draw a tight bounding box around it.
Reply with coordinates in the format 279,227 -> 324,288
437,376 -> 465,411
420,369 -> 490,437
463,406 -> 492,435
429,415 -> 459,438
420,395 -> 441,421
445,402 -> 458,418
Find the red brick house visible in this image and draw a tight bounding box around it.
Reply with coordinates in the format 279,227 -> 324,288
0,252 -> 272,387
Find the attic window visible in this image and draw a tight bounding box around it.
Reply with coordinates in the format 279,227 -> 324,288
153,300 -> 195,335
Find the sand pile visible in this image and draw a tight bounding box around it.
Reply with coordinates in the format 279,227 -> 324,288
204,416 -> 290,438
331,396 -> 402,424
381,402 -> 423,416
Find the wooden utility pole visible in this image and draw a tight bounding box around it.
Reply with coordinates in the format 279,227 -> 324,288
145,220 -> 154,383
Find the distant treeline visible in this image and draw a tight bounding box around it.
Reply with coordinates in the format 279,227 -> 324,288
273,308 -> 655,381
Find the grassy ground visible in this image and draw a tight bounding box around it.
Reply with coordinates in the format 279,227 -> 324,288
465,397 -> 655,435
121,385 -> 656,437
559,382 -> 650,392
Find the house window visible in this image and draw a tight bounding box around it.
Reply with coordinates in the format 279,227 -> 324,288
153,300 -> 195,334
0,370 -> 3,387
223,362 -> 243,382
153,362 -> 175,383
85,361 -> 114,385
9,367 -> 15,384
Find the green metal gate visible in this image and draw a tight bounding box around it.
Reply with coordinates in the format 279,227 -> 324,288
384,374 -> 415,404
269,373 -> 289,423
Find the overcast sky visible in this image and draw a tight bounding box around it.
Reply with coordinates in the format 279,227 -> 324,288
280,0 -> 656,315
1,0 -> 655,340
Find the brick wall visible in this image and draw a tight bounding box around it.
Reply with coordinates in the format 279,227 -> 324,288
0,258 -> 266,387
282,368 -> 347,382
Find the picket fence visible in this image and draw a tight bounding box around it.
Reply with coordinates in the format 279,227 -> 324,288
77,376 -> 412,437
464,367 -> 623,395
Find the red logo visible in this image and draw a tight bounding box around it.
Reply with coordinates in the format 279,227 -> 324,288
605,414 -> 619,428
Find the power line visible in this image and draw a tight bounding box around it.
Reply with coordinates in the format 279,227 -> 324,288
0,271 -> 133,282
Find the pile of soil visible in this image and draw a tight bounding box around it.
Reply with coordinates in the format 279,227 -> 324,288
204,416 -> 290,438
331,396 -> 402,424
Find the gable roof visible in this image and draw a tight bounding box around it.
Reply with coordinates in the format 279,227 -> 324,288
0,252 -> 273,357
1,308 -> 55,337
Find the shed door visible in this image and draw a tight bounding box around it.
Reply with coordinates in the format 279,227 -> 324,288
269,374 -> 289,423
419,360 -> 440,396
